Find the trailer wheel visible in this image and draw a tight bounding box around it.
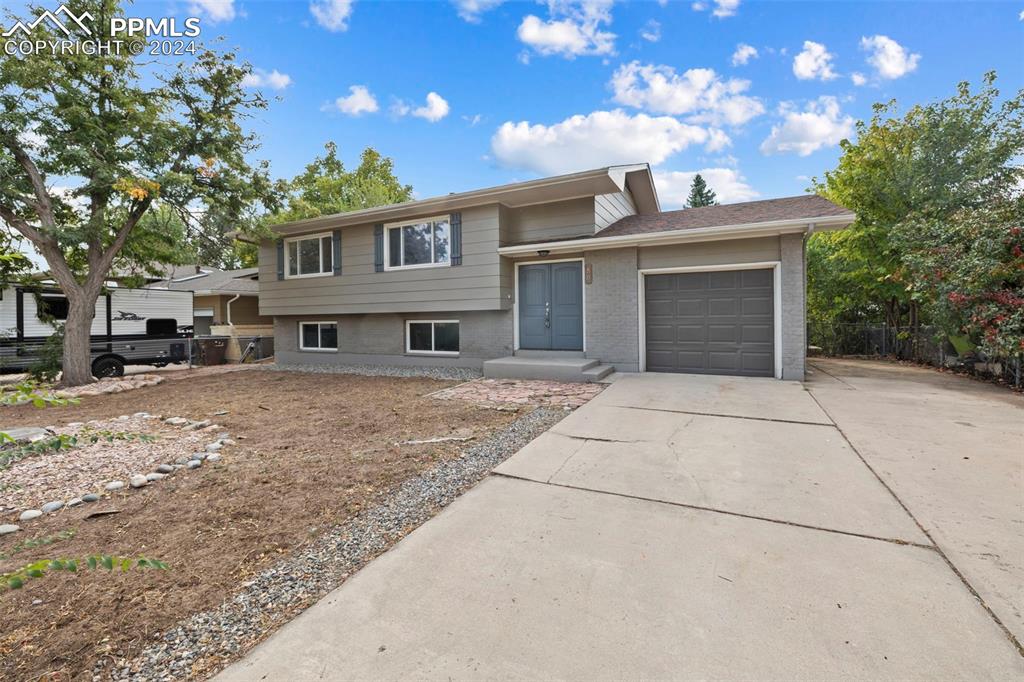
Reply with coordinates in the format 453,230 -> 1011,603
92,356 -> 125,378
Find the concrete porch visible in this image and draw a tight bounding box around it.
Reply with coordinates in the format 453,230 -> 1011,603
483,351 -> 614,382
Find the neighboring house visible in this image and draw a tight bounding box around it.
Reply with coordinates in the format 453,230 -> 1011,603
258,164 -> 854,381
148,265 -> 272,335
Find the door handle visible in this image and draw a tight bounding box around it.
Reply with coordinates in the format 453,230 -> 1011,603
545,301 -> 550,328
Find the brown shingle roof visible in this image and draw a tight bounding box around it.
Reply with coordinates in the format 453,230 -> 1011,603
596,194 -> 852,238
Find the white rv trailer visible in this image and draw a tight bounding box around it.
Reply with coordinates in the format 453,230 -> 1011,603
0,285 -> 194,377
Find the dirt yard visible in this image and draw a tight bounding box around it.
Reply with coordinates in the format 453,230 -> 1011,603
0,369 -> 521,681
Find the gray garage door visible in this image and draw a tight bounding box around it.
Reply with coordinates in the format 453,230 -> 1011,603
644,269 -> 774,377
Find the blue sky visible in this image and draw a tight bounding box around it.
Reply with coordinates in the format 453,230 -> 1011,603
24,1 -> 1024,208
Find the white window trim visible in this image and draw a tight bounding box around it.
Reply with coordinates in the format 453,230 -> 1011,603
636,261 -> 782,380
383,215 -> 453,272
405,319 -> 460,356
284,232 -> 333,280
298,320 -> 338,352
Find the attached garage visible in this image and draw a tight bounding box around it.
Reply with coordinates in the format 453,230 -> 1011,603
642,266 -> 778,377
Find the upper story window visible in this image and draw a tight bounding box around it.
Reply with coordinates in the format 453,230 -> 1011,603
286,233 -> 333,278
385,216 -> 450,270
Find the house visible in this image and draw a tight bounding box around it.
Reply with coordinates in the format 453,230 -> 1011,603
148,265 -> 272,336
258,164 -> 854,381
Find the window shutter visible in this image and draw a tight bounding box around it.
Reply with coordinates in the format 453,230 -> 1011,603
450,212 -> 462,266
374,224 -> 384,272
276,240 -> 285,280
332,230 -> 342,276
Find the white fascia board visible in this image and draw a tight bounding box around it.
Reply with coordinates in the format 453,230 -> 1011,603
497,213 -> 855,256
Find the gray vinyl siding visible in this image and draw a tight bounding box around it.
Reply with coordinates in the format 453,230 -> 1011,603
594,191 -> 637,231
273,310 -> 513,369
637,236 -> 780,270
501,197 -> 595,244
259,205 -> 506,316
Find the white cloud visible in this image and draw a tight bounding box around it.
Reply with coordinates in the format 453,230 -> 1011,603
792,40 -> 837,81
851,72 -> 867,86
491,109 -> 715,175
654,168 -> 759,207
463,113 -> 484,126
1019,9 -> 1023,20
760,96 -> 854,156
241,69 -> 293,90
310,0 -> 354,32
413,92 -> 451,122
517,0 -> 616,59
860,35 -> 920,79
640,19 -> 661,42
188,0 -> 235,22
609,61 -> 764,127
393,92 -> 450,122
452,0 -> 504,22
731,43 -> 758,66
692,0 -> 740,18
331,85 -> 378,116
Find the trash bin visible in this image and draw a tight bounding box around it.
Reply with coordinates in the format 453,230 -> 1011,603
197,337 -> 228,366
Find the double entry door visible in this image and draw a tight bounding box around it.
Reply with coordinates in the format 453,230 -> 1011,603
518,262 -> 583,351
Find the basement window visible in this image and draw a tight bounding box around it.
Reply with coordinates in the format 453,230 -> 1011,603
406,320 -> 459,356
299,321 -> 338,351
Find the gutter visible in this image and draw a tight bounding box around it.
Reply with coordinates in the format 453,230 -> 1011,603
225,294 -> 241,325
496,213 -> 856,256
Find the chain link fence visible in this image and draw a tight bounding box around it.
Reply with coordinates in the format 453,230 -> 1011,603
809,322 -> 1023,389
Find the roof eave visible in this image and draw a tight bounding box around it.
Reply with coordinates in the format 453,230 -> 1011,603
269,166 -> 650,237
497,213 -> 855,255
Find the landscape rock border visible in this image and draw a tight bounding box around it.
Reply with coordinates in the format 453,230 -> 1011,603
108,407 -> 567,681
266,362 -> 482,382
5,413 -> 234,533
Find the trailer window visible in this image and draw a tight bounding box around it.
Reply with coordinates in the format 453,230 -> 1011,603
37,296 -> 69,321
146,318 -> 178,335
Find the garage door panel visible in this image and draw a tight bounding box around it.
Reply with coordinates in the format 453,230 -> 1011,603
675,273 -> 706,290
674,324 -> 705,343
707,324 -> 740,343
675,299 -> 703,317
644,269 -> 774,378
741,296 -> 772,315
741,324 -> 773,343
742,269 -> 773,287
742,352 -> 774,373
709,271 -> 741,289
708,351 -> 741,371
707,298 -> 737,316
646,324 -> 676,343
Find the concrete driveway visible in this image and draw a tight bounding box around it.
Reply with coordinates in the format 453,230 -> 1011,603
217,361 -> 1023,680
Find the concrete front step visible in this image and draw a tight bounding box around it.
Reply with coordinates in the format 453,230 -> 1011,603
483,356 -> 614,382
513,349 -> 586,359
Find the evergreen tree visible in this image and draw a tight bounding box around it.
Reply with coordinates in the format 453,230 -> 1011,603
686,174 -> 719,207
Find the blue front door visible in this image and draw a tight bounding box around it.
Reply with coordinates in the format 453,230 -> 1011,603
518,262 -> 583,350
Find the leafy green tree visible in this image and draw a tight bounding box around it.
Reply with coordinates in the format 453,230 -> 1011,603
686,174 -> 718,208
0,1 -> 278,386
271,142 -> 413,223
810,72 -> 1024,345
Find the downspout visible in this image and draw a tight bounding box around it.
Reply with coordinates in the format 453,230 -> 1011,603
226,294 -> 241,326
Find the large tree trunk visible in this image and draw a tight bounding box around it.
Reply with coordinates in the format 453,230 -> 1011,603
60,291 -> 99,387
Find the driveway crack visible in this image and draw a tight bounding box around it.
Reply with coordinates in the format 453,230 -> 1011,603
805,388 -> 1024,658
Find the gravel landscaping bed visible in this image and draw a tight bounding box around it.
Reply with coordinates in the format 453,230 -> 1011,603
0,416 -> 219,514
266,362 -> 482,381
109,406 -> 565,681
